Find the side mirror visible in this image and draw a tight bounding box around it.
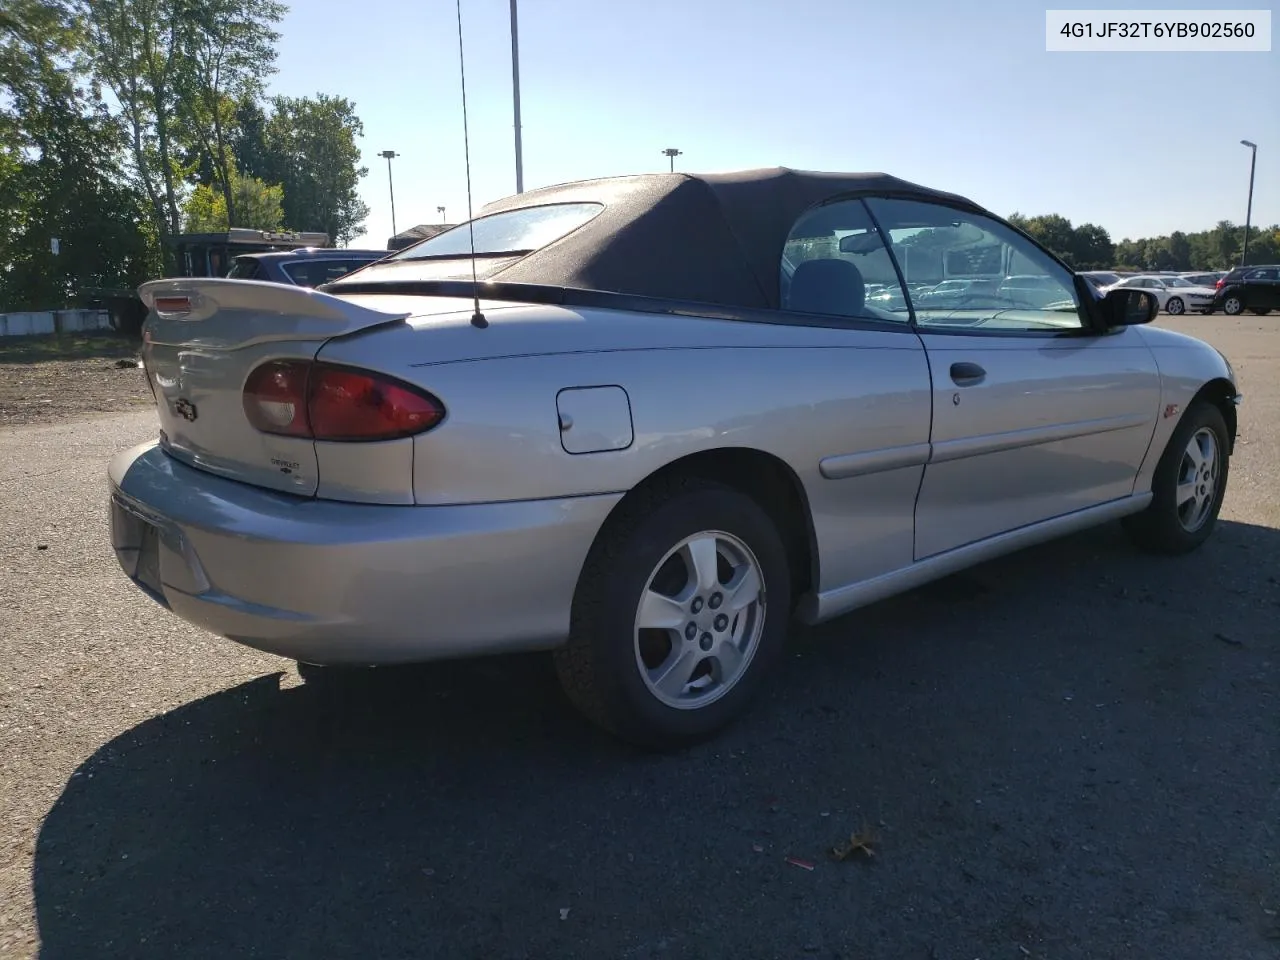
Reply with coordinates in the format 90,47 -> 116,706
1101,287 -> 1158,327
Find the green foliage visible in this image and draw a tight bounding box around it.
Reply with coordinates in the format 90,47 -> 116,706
255,94 -> 371,245
1011,209 -> 1280,272
1113,220 -> 1280,271
1007,212 -> 1114,269
182,168 -> 284,232
173,0 -> 285,224
1,0 -> 157,310
80,0 -> 190,244
2,0 -> 376,311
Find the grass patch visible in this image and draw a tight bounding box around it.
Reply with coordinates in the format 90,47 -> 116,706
0,331 -> 140,365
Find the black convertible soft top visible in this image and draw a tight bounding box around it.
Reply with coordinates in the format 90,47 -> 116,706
342,168 -> 989,311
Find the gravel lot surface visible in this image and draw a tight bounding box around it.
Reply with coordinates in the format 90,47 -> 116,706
0,334 -> 149,428
1,317 -> 1277,960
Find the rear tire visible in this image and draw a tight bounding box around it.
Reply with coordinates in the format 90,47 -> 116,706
1222,296 -> 1244,316
1123,400 -> 1229,555
555,478 -> 791,749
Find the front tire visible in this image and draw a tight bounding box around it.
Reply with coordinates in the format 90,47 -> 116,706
555,478 -> 791,749
1165,296 -> 1185,315
1123,400 -> 1230,554
1249,308 -> 1270,316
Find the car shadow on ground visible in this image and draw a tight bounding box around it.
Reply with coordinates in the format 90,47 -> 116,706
33,521 -> 1280,960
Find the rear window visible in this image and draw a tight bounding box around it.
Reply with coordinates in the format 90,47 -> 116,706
281,258 -> 380,287
390,202 -> 604,261
227,258 -> 263,280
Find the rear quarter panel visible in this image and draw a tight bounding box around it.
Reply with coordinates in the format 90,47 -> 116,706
317,305 -> 934,590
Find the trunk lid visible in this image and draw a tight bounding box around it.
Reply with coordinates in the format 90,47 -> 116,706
138,278 -> 411,496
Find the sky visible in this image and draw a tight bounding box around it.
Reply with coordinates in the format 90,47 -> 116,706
266,0 -> 1278,249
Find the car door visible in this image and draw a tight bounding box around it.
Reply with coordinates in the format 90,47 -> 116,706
864,197 -> 1164,560
1138,277 -> 1168,309
777,197 -> 933,591
1251,268 -> 1280,309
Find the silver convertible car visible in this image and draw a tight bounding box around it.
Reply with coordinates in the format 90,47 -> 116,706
109,168 -> 1241,748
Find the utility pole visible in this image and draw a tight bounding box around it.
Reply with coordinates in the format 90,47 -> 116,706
437,205 -> 446,223
379,150 -> 400,239
1240,139 -> 1257,266
662,147 -> 682,172
510,0 -> 524,193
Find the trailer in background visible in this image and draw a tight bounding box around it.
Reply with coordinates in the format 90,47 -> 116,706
84,228 -> 331,338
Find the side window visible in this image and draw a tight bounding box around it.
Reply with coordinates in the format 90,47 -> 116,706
781,199 -> 910,324
865,197 -> 1084,333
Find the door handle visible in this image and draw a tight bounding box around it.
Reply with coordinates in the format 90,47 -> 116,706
949,361 -> 986,386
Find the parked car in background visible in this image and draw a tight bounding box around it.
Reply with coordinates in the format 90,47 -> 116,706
227,248 -> 390,288
996,274 -> 1073,307
108,167 -> 1239,748
913,277 -> 1002,305
1102,274 -> 1215,315
1211,264 -> 1279,315
1080,270 -> 1121,289
1180,271 -> 1225,288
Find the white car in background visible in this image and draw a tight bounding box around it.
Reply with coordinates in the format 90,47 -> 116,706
1102,275 -> 1215,315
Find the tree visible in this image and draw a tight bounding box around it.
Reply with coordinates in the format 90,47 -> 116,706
182,167 -> 284,232
82,0 -> 192,242
175,0 -> 285,225
1210,220 -> 1239,269
79,0 -> 194,268
1069,223 -> 1114,270
1018,214 -> 1078,265
1,0 -> 156,310
262,94 -> 370,244
228,94 -> 271,180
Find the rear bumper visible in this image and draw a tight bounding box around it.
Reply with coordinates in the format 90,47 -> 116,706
108,441 -> 622,664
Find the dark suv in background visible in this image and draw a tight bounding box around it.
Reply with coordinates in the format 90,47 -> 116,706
1212,264 -> 1279,316
227,247 -> 389,288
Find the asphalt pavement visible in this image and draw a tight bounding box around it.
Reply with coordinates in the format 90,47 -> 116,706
1,316 -> 1277,960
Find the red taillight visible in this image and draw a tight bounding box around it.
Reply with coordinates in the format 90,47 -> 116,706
1215,278 -> 1225,289
244,360 -> 312,437
243,361 -> 444,442
309,367 -> 444,441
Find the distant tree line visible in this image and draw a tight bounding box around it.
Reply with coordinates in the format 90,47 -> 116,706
1,0 -> 370,312
1008,212 -> 1280,272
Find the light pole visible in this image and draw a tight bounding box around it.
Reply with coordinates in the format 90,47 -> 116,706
1240,139 -> 1257,266
662,147 -> 682,172
437,205 -> 446,223
510,0 -> 524,193
379,149 -> 400,239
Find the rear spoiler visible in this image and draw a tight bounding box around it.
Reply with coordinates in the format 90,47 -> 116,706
137,277 -> 412,346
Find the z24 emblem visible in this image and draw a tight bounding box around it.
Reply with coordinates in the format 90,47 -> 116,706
174,398 -> 198,422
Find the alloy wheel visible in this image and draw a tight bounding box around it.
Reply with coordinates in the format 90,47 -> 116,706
1176,427 -> 1220,533
633,530 -> 766,710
